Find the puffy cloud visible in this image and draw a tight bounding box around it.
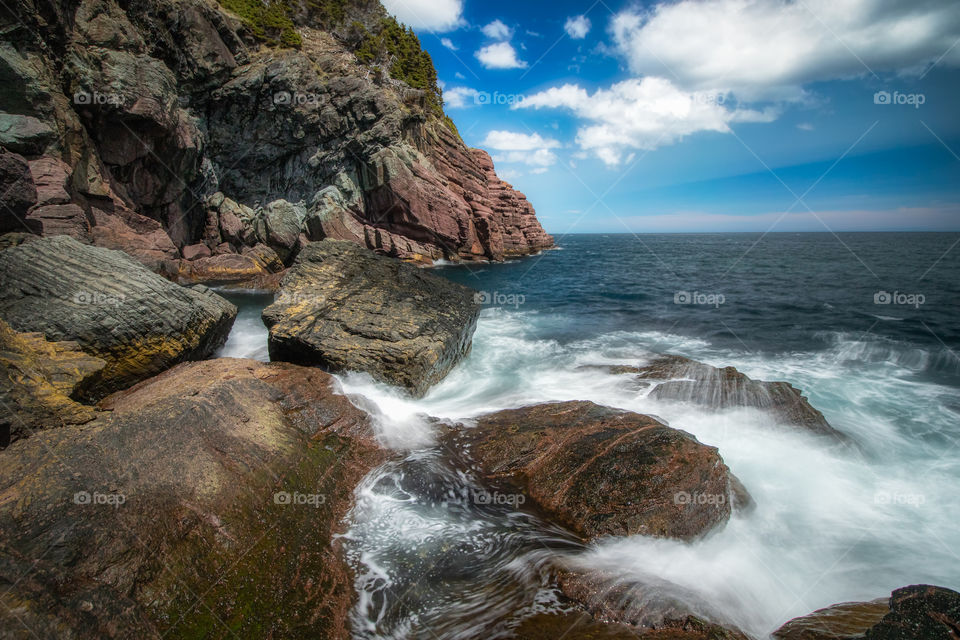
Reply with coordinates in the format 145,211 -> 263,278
564,15 -> 591,39
440,37 -> 458,50
481,130 -> 561,167
443,87 -> 480,108
516,77 -> 776,165
381,0 -> 464,32
475,42 -> 528,69
610,0 -> 960,101
481,19 -> 513,40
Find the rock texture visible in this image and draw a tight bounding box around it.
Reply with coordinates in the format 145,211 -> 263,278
0,318 -> 104,446
0,358 -> 387,639
633,355 -> 842,438
775,585 -> 960,640
445,401 -> 749,541
263,239 -> 480,396
0,149 -> 38,233
0,235 -> 236,398
1,0 -> 551,279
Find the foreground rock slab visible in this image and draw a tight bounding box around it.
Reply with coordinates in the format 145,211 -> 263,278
0,235 -> 236,398
263,240 -> 480,396
445,401 -> 749,541
775,584 -> 960,640
0,358 -> 386,639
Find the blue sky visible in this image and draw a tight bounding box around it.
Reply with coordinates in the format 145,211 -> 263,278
380,0 -> 960,233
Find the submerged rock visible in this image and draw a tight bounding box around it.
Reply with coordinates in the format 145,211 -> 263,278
445,401 -> 750,541
0,358 -> 386,639
263,239 -> 480,396
0,235 -> 236,398
634,355 -> 842,438
775,584 -> 960,639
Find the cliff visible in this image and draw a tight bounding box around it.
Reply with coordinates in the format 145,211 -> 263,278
0,0 -> 553,278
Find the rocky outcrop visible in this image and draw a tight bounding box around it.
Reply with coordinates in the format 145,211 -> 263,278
629,355 -> 843,438
775,585 -> 960,640
0,149 -> 38,233
0,358 -> 387,638
0,318 -> 104,446
513,612 -> 747,639
445,401 -> 749,541
263,239 -> 480,396
2,0 -> 551,280
0,235 -> 236,398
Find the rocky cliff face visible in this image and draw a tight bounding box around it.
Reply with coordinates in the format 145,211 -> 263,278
0,0 -> 552,277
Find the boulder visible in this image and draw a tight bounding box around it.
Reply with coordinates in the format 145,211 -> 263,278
263,199 -> 306,262
0,235 -> 236,398
263,239 -> 480,396
0,318 -> 105,446
182,242 -> 212,260
775,585 -> 960,640
635,355 -> 842,438
0,358 -> 387,639
25,203 -> 92,242
0,113 -> 55,155
444,401 -> 749,541
0,149 -> 39,233
512,611 -> 747,639
28,156 -> 72,206
88,204 -> 179,271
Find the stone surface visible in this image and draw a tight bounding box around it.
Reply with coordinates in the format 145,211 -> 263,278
0,318 -> 104,446
0,149 -> 38,233
445,401 -> 749,541
512,611 -> 748,640
263,239 -> 480,396
0,358 -> 386,639
635,355 -> 842,438
182,242 -> 212,260
774,599 -> 890,640
0,113 -> 55,155
0,235 -> 236,398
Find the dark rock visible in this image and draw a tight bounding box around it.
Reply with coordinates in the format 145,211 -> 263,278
444,401 -> 749,541
263,239 -> 480,396
0,113 -> 55,155
0,235 -> 236,398
0,149 -> 38,233
512,611 -> 748,639
0,358 -> 387,639
774,599 -> 889,639
636,355 -> 843,438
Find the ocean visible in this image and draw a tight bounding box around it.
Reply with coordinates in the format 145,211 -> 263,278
217,232 -> 960,639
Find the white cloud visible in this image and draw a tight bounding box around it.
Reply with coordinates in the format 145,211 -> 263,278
482,130 -> 561,167
564,15 -> 591,39
497,168 -> 524,182
441,38 -> 458,50
797,122 -> 815,131
610,0 -> 960,101
444,87 -> 480,108
482,19 -> 513,40
475,42 -> 528,69
516,77 -> 776,165
381,0 -> 464,32
455,71 -> 466,79
531,167 -> 549,174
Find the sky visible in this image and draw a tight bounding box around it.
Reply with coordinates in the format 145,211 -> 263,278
378,0 -> 960,234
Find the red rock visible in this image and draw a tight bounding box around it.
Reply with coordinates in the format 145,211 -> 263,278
27,156 -> 72,207
181,242 -> 211,260
25,203 -> 91,241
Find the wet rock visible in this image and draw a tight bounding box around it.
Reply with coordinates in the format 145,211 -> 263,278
445,401 -> 749,541
775,585 -> 960,640
0,235 -> 236,398
0,358 -> 386,639
264,239 -> 480,396
636,355 -> 842,438
513,611 -> 748,639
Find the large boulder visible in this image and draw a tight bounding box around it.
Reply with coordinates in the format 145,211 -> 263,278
263,239 -> 480,396
633,355 -> 842,438
0,358 -> 387,639
0,235 -> 236,398
0,318 -> 105,446
444,401 -> 749,541
775,585 -> 960,640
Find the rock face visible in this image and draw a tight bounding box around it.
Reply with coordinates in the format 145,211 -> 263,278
263,239 -> 480,396
0,318 -> 105,446
0,235 -> 236,398
775,585 -> 960,640
0,358 -> 387,639
2,0 -> 552,279
0,149 -> 38,233
445,401 -> 749,541
634,355 -> 842,438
